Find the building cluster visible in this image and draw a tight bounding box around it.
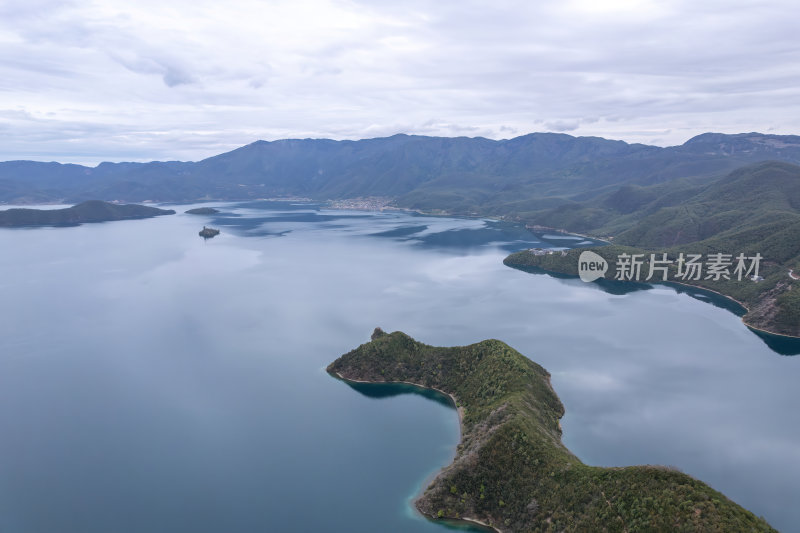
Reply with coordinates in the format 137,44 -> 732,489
327,197 -> 394,211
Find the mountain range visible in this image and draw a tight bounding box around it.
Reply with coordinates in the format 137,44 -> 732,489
3,132 -> 800,208
502,159 -> 800,338
2,131 -> 798,337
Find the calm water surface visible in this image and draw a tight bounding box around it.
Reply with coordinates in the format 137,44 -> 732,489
0,202 -> 797,532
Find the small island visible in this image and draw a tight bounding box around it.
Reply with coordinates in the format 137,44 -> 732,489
185,207 -> 220,215
199,226 -> 220,239
0,200 -> 175,227
328,329 -> 775,532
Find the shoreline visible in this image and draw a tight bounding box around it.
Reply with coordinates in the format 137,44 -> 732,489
328,332 -> 779,531
324,199 -> 520,225
657,280 -> 800,340
332,371 -> 465,433
524,223 -> 613,245
509,257 -> 800,340
507,222 -> 799,339
744,321 -> 800,340
662,279 -> 800,340
331,372 -> 502,533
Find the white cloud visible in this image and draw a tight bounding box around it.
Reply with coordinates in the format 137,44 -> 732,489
545,120 -> 580,132
1,0 -> 800,164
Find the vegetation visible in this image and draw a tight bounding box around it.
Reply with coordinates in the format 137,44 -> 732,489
505,245 -> 798,338
2,132 -> 800,205
199,226 -> 220,238
2,133 -> 795,334
328,330 -> 775,532
185,207 -> 220,214
505,161 -> 800,338
0,200 -> 175,227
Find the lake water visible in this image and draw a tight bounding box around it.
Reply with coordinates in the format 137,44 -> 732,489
0,201 -> 797,532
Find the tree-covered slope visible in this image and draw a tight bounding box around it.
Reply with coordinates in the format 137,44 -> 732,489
610,162 -> 800,248
328,329 -> 776,532
4,132 -> 800,206
520,160 -> 800,241
505,244 -> 799,338
505,162 -> 800,337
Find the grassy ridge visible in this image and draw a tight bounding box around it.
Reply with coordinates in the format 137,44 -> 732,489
328,330 -> 776,532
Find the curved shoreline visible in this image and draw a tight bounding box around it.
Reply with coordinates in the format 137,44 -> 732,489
510,258 -> 800,340
331,372 -> 502,533
329,331 -> 778,531
662,279 -> 800,340
524,224 -> 613,245
657,280 -> 800,340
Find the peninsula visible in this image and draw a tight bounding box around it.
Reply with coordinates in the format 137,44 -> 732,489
504,244 -> 799,339
328,329 -> 775,532
502,161 -> 800,339
0,200 -> 175,227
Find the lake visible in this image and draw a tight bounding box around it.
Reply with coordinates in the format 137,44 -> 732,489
0,201 -> 797,532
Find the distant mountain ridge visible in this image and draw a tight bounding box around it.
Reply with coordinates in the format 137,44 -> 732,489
3,132 -> 800,206
2,134 -> 797,336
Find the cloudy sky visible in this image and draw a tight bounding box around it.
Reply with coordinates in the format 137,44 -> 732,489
1,0 -> 799,164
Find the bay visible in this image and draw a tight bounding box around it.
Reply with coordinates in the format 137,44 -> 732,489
0,201 -> 797,532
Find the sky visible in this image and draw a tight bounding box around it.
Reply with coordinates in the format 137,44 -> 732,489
1,0 -> 799,165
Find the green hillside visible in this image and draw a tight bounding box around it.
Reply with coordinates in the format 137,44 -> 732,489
3,132 -> 800,205
518,160 -> 800,241
3,135 -> 796,335
612,162 -> 800,247
505,244 -> 799,338
504,162 -> 800,337
328,329 -> 775,532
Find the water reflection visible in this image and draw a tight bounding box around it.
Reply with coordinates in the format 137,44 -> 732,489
343,381 -> 455,410
508,262 -> 800,355
507,263 -> 652,295
749,328 -> 800,355
0,200 -> 797,532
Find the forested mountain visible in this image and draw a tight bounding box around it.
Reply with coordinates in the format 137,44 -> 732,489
505,161 -> 800,337
3,132 -> 800,206
527,160 -> 800,242
4,131 -> 797,335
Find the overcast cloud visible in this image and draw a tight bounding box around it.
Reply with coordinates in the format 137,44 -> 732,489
1,0 -> 799,164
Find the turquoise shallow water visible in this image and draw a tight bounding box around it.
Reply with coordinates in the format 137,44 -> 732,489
0,201 -> 797,532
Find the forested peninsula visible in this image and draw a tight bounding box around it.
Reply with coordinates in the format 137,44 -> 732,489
328,329 -> 775,533
504,243 -> 799,339
0,200 -> 175,227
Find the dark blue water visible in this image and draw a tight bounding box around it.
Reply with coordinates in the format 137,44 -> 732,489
0,202 -> 797,532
